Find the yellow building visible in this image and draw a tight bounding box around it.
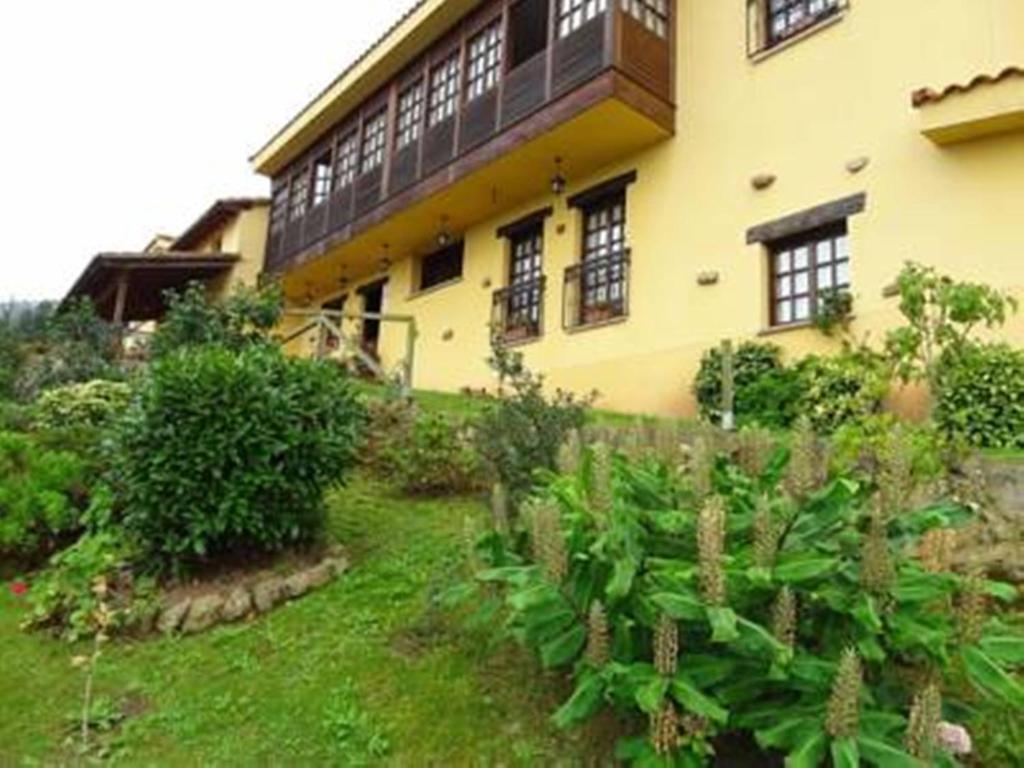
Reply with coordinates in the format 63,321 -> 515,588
251,0 -> 1024,416
64,198 -> 269,327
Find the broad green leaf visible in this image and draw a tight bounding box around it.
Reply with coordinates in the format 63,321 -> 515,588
984,580 -> 1019,603
634,675 -> 669,714
650,591 -> 705,621
784,728 -> 827,768
552,672 -> 605,729
962,645 -> 1024,708
608,557 -> 640,600
475,566 -> 532,584
539,624 -> 586,668
683,654 -> 739,687
707,606 -> 740,643
852,594 -> 883,634
737,616 -> 792,665
892,571 -> 955,604
774,554 -> 839,584
980,634 -> 1024,666
670,674 -> 728,724
857,735 -> 919,768
831,737 -> 859,768
755,715 -> 821,751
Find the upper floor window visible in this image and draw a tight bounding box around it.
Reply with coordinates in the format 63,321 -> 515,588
428,53 -> 461,126
311,150 -> 333,207
419,242 -> 464,291
766,0 -> 840,47
620,0 -> 668,38
557,0 -> 607,39
508,0 -> 550,69
334,130 -> 359,190
360,109 -> 388,174
288,169 -> 309,222
395,81 -> 425,150
769,222 -> 850,326
270,182 -> 288,233
466,20 -> 503,101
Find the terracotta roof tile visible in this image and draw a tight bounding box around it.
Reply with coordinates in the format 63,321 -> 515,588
912,66 -> 1024,108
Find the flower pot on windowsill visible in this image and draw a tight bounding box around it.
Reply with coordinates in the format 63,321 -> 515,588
502,323 -> 536,343
581,304 -> 620,326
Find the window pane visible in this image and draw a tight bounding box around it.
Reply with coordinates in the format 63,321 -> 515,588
818,266 -> 833,289
777,276 -> 792,298
817,239 -> 833,264
777,301 -> 792,324
836,260 -> 851,286
793,246 -> 809,270
794,271 -> 809,294
794,297 -> 811,320
776,250 -> 791,273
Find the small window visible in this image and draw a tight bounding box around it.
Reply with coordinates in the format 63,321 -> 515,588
334,131 -> 359,190
270,181 -> 288,233
578,192 -> 628,321
360,109 -> 388,174
557,0 -> 607,39
288,168 -> 309,222
311,150 -> 333,207
507,225 -> 545,335
466,20 -> 503,101
396,81 -> 425,150
620,0 -> 668,38
419,242 -> 464,291
766,0 -> 840,47
769,222 -> 850,326
508,0 -> 549,69
428,53 -> 461,126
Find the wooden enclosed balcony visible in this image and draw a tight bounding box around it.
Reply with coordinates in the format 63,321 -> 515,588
261,0 -> 675,282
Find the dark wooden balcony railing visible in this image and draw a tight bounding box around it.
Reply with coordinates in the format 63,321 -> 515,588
492,276 -> 546,342
563,249 -> 630,330
264,1 -> 674,275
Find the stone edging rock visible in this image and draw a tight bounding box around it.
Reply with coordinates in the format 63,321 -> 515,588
156,552 -> 349,636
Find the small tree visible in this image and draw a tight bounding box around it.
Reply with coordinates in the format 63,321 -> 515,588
885,262 -> 1018,394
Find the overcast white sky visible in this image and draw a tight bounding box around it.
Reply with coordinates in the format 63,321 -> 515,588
0,0 -> 417,301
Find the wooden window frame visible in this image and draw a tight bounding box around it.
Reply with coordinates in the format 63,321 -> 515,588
360,108 -> 389,175
270,181 -> 288,234
334,130 -> 359,191
767,221 -> 850,328
466,18 -> 504,102
428,51 -> 462,127
417,241 -> 465,292
395,80 -> 426,150
619,0 -> 669,39
556,0 -> 608,40
311,149 -> 333,208
288,166 -> 310,222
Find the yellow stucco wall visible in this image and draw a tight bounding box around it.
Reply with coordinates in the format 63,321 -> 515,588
284,0 -> 1024,417
198,205 -> 270,299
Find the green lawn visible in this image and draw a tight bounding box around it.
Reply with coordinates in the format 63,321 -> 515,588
0,478 -> 589,766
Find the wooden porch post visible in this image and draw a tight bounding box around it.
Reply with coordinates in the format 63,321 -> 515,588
112,272 -> 129,326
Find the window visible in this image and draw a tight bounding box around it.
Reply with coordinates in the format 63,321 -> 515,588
579,192 -> 628,319
334,130 -> 359,190
288,168 -> 309,222
360,109 -> 388,174
766,0 -> 839,46
395,81 -> 425,150
466,20 -> 503,101
769,222 -> 850,326
557,0 -> 607,39
311,150 -> 333,207
508,0 -> 549,69
506,225 -> 545,335
620,0 -> 668,38
270,182 -> 288,233
419,242 -> 464,291
428,53 -> 461,126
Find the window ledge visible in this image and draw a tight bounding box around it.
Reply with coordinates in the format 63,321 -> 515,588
565,314 -> 629,335
407,277 -> 463,301
500,332 -> 543,349
758,320 -> 815,337
749,11 -> 845,65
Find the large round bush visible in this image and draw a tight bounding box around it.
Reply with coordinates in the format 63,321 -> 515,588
935,343 -> 1024,449
795,350 -> 888,433
693,341 -> 799,428
111,346 -> 364,568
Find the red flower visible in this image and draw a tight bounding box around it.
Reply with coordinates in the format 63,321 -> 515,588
9,581 -> 28,597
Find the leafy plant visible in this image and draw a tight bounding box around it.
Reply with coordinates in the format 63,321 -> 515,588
474,340 -> 593,507
149,282 -> 283,359
108,345 -> 364,570
360,390 -> 418,478
380,412 -> 484,496
474,434 -> 1023,766
0,431 -> 88,561
795,349 -> 889,434
933,342 -> 1024,450
693,341 -> 798,428
34,380 -> 132,433
885,262 -> 1018,394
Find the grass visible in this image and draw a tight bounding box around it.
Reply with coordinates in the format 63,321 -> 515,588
0,477 -> 589,766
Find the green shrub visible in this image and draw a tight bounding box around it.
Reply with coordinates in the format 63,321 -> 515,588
475,437 -> 1024,765
385,413 -> 484,496
361,392 -> 418,477
109,346 -> 364,570
0,431 -> 88,561
474,342 -> 592,507
935,343 -> 1024,450
0,325 -> 23,399
693,342 -> 797,427
795,349 -> 889,433
150,282 -> 283,359
25,529 -> 154,641
34,380 -> 132,433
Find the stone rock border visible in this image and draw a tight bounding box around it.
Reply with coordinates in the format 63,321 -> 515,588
155,550 -> 349,636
